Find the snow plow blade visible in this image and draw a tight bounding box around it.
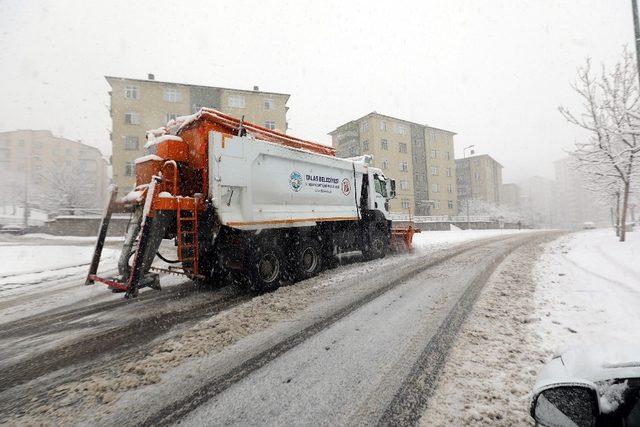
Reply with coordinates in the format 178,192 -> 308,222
390,224 -> 419,252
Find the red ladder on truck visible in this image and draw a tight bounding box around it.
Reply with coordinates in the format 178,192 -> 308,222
175,197 -> 199,276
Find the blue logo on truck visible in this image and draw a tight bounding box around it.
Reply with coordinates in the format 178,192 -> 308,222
289,171 -> 303,192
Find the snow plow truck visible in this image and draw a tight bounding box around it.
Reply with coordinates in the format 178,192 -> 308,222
86,109 -> 415,298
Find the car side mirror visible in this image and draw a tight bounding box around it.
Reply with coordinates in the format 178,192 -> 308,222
531,384 -> 599,427
389,179 -> 396,199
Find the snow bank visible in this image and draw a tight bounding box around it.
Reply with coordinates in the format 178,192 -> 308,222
0,245 -> 117,278
18,233 -> 124,242
533,229 -> 640,352
412,228 -> 524,249
0,245 -> 119,294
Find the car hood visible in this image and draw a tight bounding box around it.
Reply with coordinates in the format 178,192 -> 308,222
535,344 -> 640,389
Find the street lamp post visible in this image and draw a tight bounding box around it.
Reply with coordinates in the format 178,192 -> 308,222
463,145 -> 475,230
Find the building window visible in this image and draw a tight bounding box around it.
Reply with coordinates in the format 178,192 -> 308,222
265,121 -> 276,130
398,142 -> 407,153
447,183 -> 453,193
166,113 -> 177,123
124,85 -> 139,99
125,161 -> 136,176
434,200 -> 441,209
381,159 -> 389,170
430,149 -> 437,159
228,95 -> 245,108
432,183 -> 439,193
448,200 -> 454,209
445,151 -> 450,160
395,123 -> 406,135
163,88 -> 182,102
474,172 -> 480,180
429,129 -> 437,141
431,166 -> 438,175
361,121 -> 369,132
399,161 -> 408,172
380,121 -> 387,131
380,139 -> 388,150
124,136 -> 139,150
446,167 -> 452,177
400,180 -> 409,190
401,198 -> 411,209
362,140 -> 369,150
264,98 -> 275,110
124,111 -> 140,124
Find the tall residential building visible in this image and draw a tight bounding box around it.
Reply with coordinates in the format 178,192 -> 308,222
107,74 -> 290,194
0,130 -> 109,210
501,183 -> 521,210
518,176 -> 559,228
329,112 -> 457,215
554,157 -> 609,228
455,154 -> 503,209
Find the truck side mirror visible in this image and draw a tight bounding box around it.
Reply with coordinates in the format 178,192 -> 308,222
531,384 -> 599,427
389,179 -> 396,199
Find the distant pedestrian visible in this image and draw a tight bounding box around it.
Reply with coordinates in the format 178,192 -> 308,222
517,220 -> 522,230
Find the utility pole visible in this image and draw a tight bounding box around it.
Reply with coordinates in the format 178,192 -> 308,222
463,145 -> 475,230
633,0 -> 640,84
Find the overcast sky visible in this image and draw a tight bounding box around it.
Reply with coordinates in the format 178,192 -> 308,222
0,0 -> 634,182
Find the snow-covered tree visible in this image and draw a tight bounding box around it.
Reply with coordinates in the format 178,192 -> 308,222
38,162 -> 93,214
560,48 -> 640,242
465,198 -> 525,223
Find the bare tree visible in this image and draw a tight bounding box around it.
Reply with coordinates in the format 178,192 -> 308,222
38,161 -> 93,214
466,198 -> 525,223
560,48 -> 640,242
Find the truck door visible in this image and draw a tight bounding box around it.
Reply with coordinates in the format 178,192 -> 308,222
373,173 -> 390,217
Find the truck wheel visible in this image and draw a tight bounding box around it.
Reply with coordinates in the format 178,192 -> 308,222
249,239 -> 286,292
363,230 -> 388,260
296,237 -> 323,280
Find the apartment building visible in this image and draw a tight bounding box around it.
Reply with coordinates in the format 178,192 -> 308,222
553,157 -> 609,228
107,74 -> 290,193
329,112 -> 457,215
501,183 -> 521,210
455,154 -> 503,209
0,130 -> 109,210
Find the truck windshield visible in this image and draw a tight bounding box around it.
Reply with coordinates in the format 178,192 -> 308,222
374,174 -> 388,198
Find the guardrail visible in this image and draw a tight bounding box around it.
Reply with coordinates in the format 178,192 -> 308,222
390,214 -> 494,223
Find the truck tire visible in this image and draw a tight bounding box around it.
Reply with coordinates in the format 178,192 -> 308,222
363,229 -> 388,260
295,237 -> 323,280
248,238 -> 287,292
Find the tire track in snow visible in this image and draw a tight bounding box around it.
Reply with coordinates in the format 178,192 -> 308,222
0,287 -> 252,413
377,234 -> 555,425
141,234 -> 536,426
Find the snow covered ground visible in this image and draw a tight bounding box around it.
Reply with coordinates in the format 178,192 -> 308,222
0,244 -> 118,298
533,228 -> 640,353
412,228 -> 527,250
421,228 -> 640,425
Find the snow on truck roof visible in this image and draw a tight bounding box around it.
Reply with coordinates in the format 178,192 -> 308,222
145,108 -> 335,157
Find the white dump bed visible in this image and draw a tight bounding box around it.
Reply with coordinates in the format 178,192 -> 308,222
208,131 -> 368,230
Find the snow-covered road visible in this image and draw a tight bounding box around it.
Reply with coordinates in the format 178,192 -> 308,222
0,229 -> 551,425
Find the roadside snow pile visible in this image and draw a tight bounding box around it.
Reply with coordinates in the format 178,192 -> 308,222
413,229 -> 524,251
532,228 -> 640,353
0,206 -> 48,226
420,235 -> 553,426
17,233 -> 124,242
0,245 -> 118,288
